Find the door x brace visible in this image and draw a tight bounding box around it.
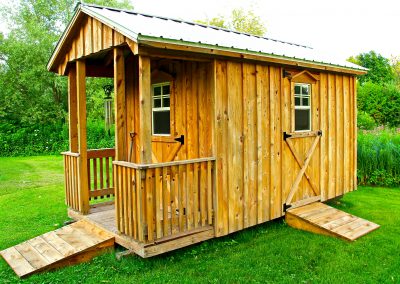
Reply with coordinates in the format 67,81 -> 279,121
283,131 -> 322,211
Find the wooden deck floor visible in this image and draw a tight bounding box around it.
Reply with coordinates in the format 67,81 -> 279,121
285,202 -> 380,241
0,220 -> 114,278
68,202 -> 215,258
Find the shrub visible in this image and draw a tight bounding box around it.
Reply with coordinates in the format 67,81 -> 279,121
357,111 -> 376,130
0,120 -> 114,156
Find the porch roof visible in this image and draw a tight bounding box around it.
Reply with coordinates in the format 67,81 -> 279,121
48,3 -> 367,74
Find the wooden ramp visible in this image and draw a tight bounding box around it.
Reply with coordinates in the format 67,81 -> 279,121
0,220 -> 114,278
286,202 -> 379,241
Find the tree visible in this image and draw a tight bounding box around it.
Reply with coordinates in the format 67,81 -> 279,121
348,51 -> 395,85
0,0 -> 132,126
196,8 -> 266,36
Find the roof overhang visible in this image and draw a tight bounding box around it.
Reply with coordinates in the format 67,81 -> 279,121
48,4 -> 367,76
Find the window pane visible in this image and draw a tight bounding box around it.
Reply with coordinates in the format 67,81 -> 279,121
153,98 -> 161,108
163,97 -> 170,107
302,85 -> 309,95
154,86 -> 161,96
163,84 -> 170,95
295,85 -> 301,94
302,97 -> 309,106
295,97 -> 301,106
153,111 -> 170,135
295,109 -> 310,131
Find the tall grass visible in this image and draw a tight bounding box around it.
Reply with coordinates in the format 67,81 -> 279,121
358,128 -> 400,186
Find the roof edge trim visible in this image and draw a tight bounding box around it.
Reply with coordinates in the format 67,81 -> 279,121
138,35 -> 368,75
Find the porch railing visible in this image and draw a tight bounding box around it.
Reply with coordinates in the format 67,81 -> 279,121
63,151 -> 81,211
87,148 -> 115,201
62,148 -> 115,213
113,157 -> 216,243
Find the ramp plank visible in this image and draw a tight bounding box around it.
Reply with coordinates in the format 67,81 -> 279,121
286,202 -> 379,241
0,220 -> 114,278
0,247 -> 35,277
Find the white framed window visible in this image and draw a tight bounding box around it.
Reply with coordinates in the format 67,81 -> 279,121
152,82 -> 171,136
294,83 -> 311,131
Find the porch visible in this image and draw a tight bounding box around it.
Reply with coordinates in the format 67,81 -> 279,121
63,149 -> 216,257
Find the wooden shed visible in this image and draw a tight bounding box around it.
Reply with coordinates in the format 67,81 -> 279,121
1,3 -> 380,277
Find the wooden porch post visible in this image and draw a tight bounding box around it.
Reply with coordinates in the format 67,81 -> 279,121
114,47 -> 127,161
76,60 -> 89,214
138,55 -> 152,164
68,64 -> 78,153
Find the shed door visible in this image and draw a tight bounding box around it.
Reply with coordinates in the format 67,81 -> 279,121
282,131 -> 321,211
282,72 -> 322,212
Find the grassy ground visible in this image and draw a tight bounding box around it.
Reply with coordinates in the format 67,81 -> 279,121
0,156 -> 399,283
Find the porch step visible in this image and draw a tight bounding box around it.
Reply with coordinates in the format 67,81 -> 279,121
285,202 -> 379,241
0,220 -> 114,278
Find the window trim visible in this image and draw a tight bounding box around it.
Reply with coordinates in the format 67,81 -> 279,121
294,83 -> 312,132
151,82 -> 171,136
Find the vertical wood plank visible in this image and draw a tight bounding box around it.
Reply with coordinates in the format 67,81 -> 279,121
146,169 -> 154,241
327,74 -> 336,199
131,168 -> 137,239
178,165 -> 185,231
319,73 -> 328,201
162,167 -> 169,236
353,76 -> 358,190
214,60 -> 229,236
155,167 -> 162,238
207,160 -> 213,225
136,169 -> 144,242
343,76 -> 350,193
269,66 -> 282,219
227,61 -> 244,232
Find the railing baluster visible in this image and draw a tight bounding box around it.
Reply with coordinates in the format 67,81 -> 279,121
178,164 -> 185,232
162,167 -> 169,236
146,169 -> 154,242
207,160 -> 213,225
200,162 -> 207,226
155,167 -> 162,238
186,163 -> 193,230
131,168 -> 137,239
99,157 -> 104,191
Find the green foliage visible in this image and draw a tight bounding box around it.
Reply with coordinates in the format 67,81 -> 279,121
357,81 -> 400,127
349,51 -> 395,85
0,0 -> 131,133
357,129 -> 400,187
357,111 -> 376,130
196,8 -> 266,36
1,157 -> 399,282
0,120 -> 114,156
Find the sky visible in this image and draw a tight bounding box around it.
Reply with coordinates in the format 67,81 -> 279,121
1,0 -> 399,62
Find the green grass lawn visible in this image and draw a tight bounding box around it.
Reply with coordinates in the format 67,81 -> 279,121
0,156 -> 399,283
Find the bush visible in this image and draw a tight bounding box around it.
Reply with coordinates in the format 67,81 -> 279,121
357,129 -> 400,186
0,120 -> 114,156
358,82 -> 400,127
357,111 -> 376,130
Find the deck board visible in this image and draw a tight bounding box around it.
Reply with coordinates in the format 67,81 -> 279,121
286,202 -> 379,241
0,220 -> 114,278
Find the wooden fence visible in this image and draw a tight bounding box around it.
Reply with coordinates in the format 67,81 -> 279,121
113,157 -> 215,243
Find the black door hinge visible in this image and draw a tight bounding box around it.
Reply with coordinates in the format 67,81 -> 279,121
283,132 -> 292,141
174,135 -> 184,145
283,203 -> 292,212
